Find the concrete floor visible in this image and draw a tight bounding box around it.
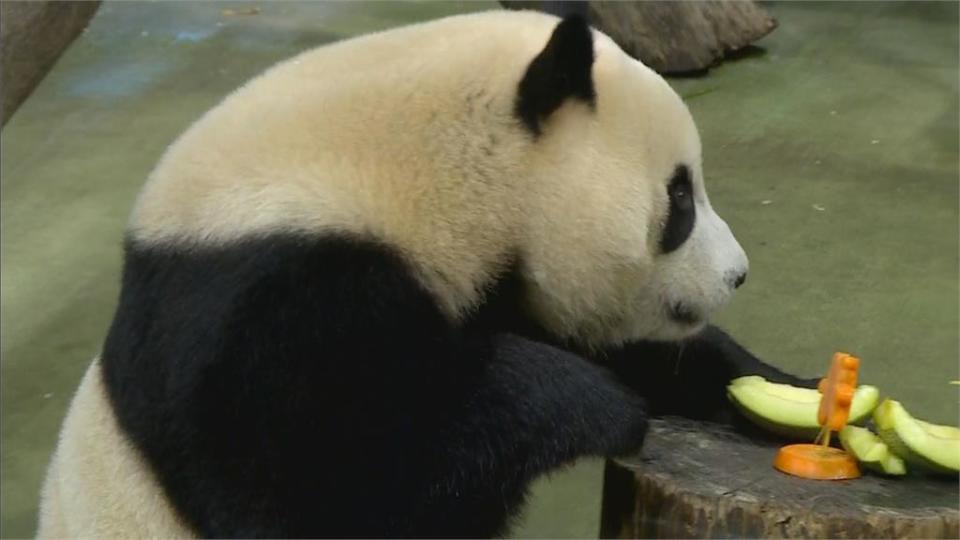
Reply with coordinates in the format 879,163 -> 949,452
1,1 -> 957,538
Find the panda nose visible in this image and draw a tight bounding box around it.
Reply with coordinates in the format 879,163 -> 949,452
732,272 -> 747,289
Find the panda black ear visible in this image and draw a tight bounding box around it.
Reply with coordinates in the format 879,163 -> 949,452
515,14 -> 596,137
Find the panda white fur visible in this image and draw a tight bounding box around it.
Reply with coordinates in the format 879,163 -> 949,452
38,10 -> 809,538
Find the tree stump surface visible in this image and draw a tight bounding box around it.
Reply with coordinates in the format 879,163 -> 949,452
601,418 -> 959,538
501,1 -> 777,74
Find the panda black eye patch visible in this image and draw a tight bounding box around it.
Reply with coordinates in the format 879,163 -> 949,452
660,165 -> 696,254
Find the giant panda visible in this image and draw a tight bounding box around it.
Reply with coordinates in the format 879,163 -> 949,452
37,10 -> 810,538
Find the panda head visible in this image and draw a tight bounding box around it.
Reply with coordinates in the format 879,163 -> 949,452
514,14 -> 749,347
128,11 -> 747,350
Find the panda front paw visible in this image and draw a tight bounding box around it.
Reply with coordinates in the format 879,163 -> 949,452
487,334 -> 651,461
610,396 -> 650,458
758,372 -> 820,390
795,376 -> 822,389
594,387 -> 649,458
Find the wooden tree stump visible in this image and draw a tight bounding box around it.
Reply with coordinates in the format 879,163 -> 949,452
601,418 -> 959,538
501,1 -> 777,74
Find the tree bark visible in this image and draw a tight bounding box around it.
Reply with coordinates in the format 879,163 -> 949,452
601,418 -> 960,538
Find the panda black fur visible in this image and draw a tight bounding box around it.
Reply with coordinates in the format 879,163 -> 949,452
38,11 -> 810,538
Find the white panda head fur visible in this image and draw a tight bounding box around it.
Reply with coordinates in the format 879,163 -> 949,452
129,11 -> 748,349
515,15 -> 750,347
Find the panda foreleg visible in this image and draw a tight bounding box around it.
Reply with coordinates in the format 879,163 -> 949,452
683,325 -> 818,386
476,333 -> 650,460
602,325 -> 817,424
416,333 -> 648,536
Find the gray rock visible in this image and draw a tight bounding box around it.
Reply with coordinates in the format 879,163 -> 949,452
1,1 -> 101,126
502,1 -> 777,74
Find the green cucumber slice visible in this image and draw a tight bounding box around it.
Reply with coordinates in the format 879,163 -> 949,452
727,376 -> 880,440
873,399 -> 960,474
839,425 -> 906,475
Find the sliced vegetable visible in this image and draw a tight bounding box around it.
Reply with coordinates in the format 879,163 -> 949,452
839,425 -> 906,475
773,443 -> 861,480
727,376 -> 880,439
873,399 -> 960,474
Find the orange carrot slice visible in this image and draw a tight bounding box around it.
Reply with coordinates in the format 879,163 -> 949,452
774,443 -> 861,480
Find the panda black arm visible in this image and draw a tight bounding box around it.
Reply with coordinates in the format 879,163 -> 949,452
603,325 -> 817,423
101,234 -> 647,537
414,333 -> 648,536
